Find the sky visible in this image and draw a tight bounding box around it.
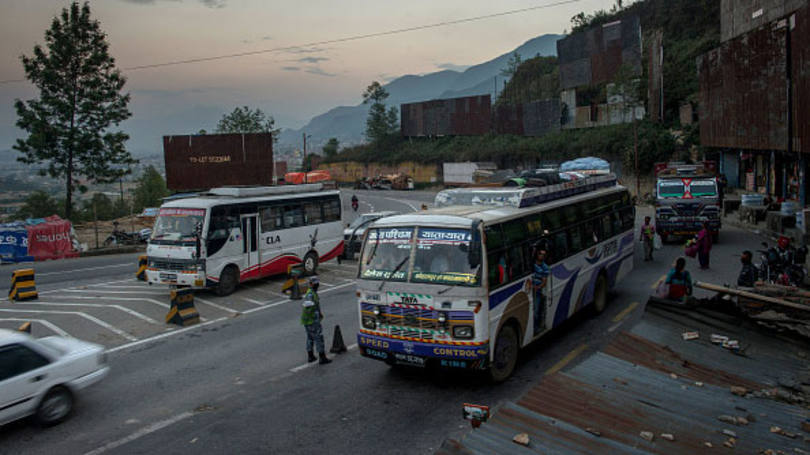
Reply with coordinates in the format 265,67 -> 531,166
0,0 -> 619,156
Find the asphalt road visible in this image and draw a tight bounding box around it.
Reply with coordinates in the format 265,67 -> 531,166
0,197 -> 771,454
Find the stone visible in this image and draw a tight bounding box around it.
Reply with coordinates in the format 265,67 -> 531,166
512,433 -> 530,446
718,415 -> 737,424
704,442 -> 714,448
640,431 -> 654,442
723,438 -> 736,448
722,429 -> 737,438
731,386 -> 748,396
585,427 -> 601,437
660,433 -> 675,441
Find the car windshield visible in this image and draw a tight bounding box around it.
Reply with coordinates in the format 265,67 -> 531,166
691,180 -> 717,197
151,208 -> 205,244
658,181 -> 684,198
360,228 -> 413,282
411,228 -> 480,286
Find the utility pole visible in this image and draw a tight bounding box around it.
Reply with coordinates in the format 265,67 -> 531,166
302,133 -> 307,184
634,117 -> 640,199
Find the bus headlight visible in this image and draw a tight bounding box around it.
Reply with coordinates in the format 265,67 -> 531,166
453,325 -> 474,339
362,316 -> 376,329
438,313 -> 447,323
372,307 -> 381,316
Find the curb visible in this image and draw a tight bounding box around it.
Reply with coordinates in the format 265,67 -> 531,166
80,245 -> 146,257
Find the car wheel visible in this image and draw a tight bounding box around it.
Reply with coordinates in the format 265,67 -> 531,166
303,251 -> 319,275
216,265 -> 239,296
36,386 -> 73,427
592,274 -> 608,314
488,324 -> 519,383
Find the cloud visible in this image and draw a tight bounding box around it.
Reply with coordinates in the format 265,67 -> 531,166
261,36 -> 273,41
298,56 -> 329,64
199,0 -> 226,7
281,66 -> 300,72
305,67 -> 336,77
436,62 -> 469,72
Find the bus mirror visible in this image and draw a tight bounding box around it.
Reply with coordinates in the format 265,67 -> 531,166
468,220 -> 482,268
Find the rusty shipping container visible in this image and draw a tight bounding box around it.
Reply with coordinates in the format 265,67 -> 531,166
557,15 -> 642,90
400,95 -> 491,137
163,133 -> 274,191
721,0 -> 807,42
494,100 -> 560,136
698,20 -> 790,151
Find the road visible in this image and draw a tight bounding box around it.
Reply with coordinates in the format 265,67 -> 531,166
0,195 -> 766,454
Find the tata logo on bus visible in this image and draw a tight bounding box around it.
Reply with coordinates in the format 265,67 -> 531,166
265,235 -> 282,245
400,296 -> 418,305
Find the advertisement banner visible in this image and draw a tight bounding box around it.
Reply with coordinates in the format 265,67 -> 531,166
0,228 -> 32,263
26,216 -> 78,261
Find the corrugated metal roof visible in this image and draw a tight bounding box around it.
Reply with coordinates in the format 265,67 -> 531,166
438,303 -> 810,455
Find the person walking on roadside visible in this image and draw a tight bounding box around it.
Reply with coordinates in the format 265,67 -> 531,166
665,257 -> 693,301
301,276 -> 331,365
695,222 -> 713,269
737,250 -> 758,287
640,216 -> 656,261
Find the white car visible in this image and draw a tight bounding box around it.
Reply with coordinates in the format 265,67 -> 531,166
343,211 -> 398,259
0,329 -> 109,427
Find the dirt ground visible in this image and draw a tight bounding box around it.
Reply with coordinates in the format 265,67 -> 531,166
73,215 -> 155,249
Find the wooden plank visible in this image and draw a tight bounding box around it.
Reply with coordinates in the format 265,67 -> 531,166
695,281 -> 810,311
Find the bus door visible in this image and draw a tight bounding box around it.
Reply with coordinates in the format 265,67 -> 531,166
533,237 -> 554,337
241,214 -> 260,274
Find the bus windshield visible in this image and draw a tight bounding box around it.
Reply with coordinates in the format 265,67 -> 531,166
411,228 -> 479,286
360,228 -> 413,282
151,208 -> 205,245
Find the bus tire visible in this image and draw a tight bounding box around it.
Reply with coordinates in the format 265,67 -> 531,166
216,265 -> 239,296
592,274 -> 608,314
303,251 -> 319,275
488,324 -> 519,383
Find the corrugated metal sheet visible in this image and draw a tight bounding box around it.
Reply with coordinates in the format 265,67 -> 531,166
698,20 -> 790,151
493,100 -> 561,137
557,15 -> 642,90
438,303 -> 809,455
648,30 -> 664,123
274,161 -> 287,178
400,95 -> 491,137
162,133 -> 274,191
721,0 -> 807,42
794,4 -> 809,154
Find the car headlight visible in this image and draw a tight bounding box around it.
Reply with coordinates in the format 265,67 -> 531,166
362,316 -> 376,329
453,325 -> 474,339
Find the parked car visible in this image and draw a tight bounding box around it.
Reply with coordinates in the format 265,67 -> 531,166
342,211 -> 398,259
0,329 -> 109,427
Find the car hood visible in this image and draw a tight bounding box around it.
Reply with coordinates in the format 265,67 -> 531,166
38,336 -> 104,356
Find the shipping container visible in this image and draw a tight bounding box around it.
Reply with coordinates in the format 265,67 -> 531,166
400,95 -> 491,137
163,133 -> 274,191
794,4 -> 809,154
721,0 -> 806,42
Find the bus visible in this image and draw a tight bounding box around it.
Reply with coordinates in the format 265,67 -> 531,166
145,184 -> 343,296
355,175 -> 634,381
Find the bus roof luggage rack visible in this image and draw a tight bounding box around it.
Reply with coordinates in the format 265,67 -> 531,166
435,174 -> 618,208
655,161 -> 716,177
206,183 -> 325,198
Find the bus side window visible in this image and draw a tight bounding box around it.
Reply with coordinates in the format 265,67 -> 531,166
601,214 -> 614,238
322,197 -> 341,222
303,201 -> 323,225
611,212 -> 622,235
506,244 -> 527,280
620,206 -> 634,231
284,204 -> 305,227
569,225 -> 583,252
484,225 -> 504,251
551,231 -> 568,262
260,206 -> 282,232
487,250 -> 507,287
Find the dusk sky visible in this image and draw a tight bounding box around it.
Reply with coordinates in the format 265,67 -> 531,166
1,0 -> 619,155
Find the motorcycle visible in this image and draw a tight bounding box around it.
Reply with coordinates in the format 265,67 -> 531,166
757,241 -> 808,287
351,198 -> 359,212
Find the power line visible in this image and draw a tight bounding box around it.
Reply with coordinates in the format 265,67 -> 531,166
0,0 -> 580,84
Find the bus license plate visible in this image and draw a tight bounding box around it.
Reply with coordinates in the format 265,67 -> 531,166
160,273 -> 177,282
394,353 -> 426,367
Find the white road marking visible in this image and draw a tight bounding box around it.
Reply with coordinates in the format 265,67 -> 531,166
289,343 -> 358,373
0,309 -> 137,341
10,301 -> 159,324
47,295 -> 171,310
0,318 -> 70,336
381,197 -> 418,211
61,289 -> 166,296
194,297 -> 240,314
106,317 -> 229,354
39,278 -> 136,295
241,297 -> 267,306
37,263 -> 132,276
82,411 -> 195,455
241,285 -> 286,298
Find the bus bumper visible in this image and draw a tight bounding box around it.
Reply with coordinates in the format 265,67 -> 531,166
357,332 -> 489,370
145,270 -> 207,288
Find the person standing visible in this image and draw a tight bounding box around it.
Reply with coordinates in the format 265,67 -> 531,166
301,276 -> 331,365
532,247 -> 550,334
695,222 -> 713,269
737,250 -> 758,287
640,216 -> 656,261
665,257 -> 693,301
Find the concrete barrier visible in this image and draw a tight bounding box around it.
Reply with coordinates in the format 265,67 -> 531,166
166,288 -> 200,326
8,268 -> 38,302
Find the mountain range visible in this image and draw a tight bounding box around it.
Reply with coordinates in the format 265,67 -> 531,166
277,33 -> 562,152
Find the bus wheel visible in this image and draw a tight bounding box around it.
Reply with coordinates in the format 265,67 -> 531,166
303,251 -> 319,275
488,324 -> 518,383
592,274 -> 608,314
216,265 -> 238,296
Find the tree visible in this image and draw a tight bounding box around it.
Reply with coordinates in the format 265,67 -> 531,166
215,106 -> 281,142
17,191 -> 60,219
322,137 -> 339,158
132,166 -> 169,212
14,2 -> 136,221
80,193 -> 115,221
362,81 -> 398,144
500,52 -> 523,79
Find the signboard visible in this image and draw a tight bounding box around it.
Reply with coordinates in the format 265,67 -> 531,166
163,133 -> 274,191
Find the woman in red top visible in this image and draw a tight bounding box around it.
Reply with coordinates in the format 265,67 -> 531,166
695,222 -> 712,270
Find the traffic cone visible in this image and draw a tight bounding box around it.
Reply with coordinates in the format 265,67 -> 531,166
330,325 -> 347,354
